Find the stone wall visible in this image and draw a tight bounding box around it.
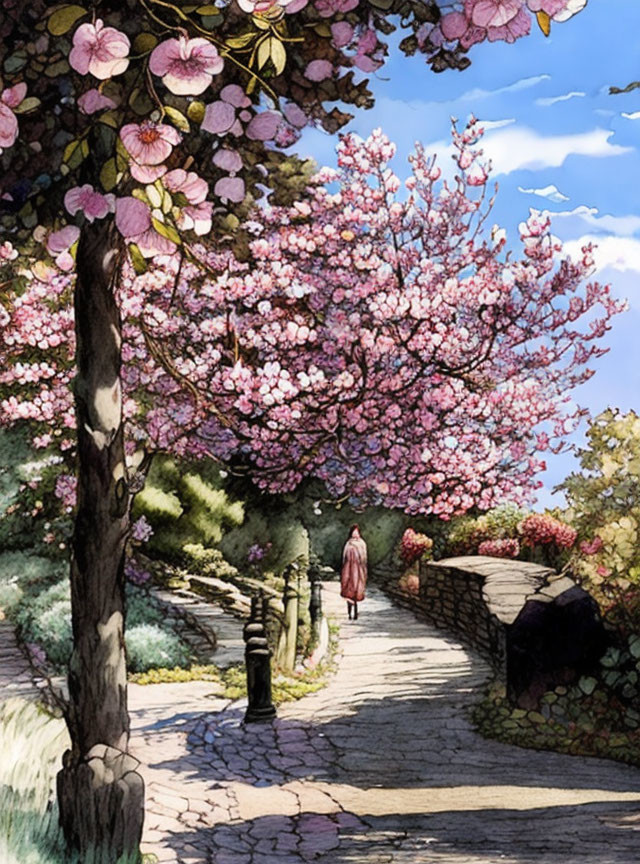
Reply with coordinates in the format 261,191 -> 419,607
378,555 -> 608,707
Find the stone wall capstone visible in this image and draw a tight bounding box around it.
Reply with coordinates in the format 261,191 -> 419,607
379,556 -> 608,708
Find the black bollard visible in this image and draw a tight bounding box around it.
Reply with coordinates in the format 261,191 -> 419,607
308,566 -> 323,628
243,591 -> 276,724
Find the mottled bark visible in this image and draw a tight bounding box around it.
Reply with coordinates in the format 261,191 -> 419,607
57,221 -> 144,863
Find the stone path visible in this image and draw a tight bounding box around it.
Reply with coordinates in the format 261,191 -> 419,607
0,616 -> 43,701
151,586 -> 245,668
130,583 -> 640,864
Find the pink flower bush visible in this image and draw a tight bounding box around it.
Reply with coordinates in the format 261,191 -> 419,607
579,536 -> 604,556
150,36 -> 223,95
0,83 -> 27,151
478,538 -> 520,558
69,20 -> 130,79
64,185 -> 115,222
400,528 -> 434,565
520,513 -> 578,549
55,473 -> 78,513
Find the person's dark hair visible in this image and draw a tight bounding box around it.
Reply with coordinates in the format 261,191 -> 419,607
349,524 -> 360,537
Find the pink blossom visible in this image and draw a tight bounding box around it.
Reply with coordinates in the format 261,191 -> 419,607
469,0 -> 523,27
120,121 -> 181,165
163,169 -> 208,204
246,111 -> 281,141
213,149 -> 243,172
237,0 -> 297,13
527,0 -> 586,20
178,201 -> 214,235
77,88 -> 117,114
46,225 -> 80,271
579,536 -> 603,556
69,20 -> 130,80
214,177 -> 245,203
149,36 -> 224,96
131,515 -> 154,542
0,241 -> 18,261
115,197 -> 151,237
305,60 -> 333,82
331,21 -> 354,47
115,197 -> 177,258
64,184 -> 115,222
314,0 -> 358,16
478,538 -> 520,558
0,84 -> 27,150
55,473 -> 77,512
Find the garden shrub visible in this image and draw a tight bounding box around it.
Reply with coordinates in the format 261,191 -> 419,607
557,410 -> 640,636
399,528 -> 434,566
133,456 -> 245,562
125,624 -> 191,674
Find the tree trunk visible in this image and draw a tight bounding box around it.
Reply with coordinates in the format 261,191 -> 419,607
57,222 -> 144,864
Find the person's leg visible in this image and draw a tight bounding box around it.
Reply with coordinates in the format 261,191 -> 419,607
347,601 -> 352,619
353,601 -> 358,620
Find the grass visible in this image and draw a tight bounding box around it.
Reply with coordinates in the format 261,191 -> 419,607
0,698 -> 157,864
130,619 -> 340,704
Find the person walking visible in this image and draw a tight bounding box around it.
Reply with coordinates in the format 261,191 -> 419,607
341,524 -> 368,620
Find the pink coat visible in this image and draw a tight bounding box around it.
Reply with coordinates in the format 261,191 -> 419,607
340,536 -> 368,602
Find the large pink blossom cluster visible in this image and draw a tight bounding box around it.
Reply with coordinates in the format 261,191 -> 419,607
400,528 -> 434,565
477,537 -> 520,558
0,122 -> 622,517
520,512 -> 578,548
436,0 -> 586,47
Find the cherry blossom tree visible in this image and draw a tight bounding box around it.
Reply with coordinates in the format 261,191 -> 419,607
3,121 -> 620,521
0,0 -> 589,858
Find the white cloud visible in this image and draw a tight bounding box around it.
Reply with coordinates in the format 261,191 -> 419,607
622,111 -> 640,120
536,91 -> 585,107
461,74 -> 550,103
545,205 -> 640,236
563,235 -> 640,275
477,118 -> 515,131
518,184 -> 569,203
480,127 -> 632,175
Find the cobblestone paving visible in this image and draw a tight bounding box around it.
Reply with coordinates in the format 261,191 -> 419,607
131,583 -> 640,864
0,616 -> 42,701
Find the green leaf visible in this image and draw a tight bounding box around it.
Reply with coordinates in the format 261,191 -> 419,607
187,100 -> 206,124
62,138 -> 88,170
129,87 -> 154,116
133,32 -> 158,54
257,38 -> 270,71
45,59 -> 70,77
225,32 -> 257,49
163,105 -> 190,133
196,4 -> 218,13
47,5 -> 87,36
151,217 -> 181,246
128,244 -> 148,275
270,38 -> 286,76
99,158 -> 119,192
13,97 -> 41,114
98,110 -> 119,128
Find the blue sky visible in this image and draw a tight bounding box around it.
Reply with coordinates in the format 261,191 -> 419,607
297,0 -> 640,510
